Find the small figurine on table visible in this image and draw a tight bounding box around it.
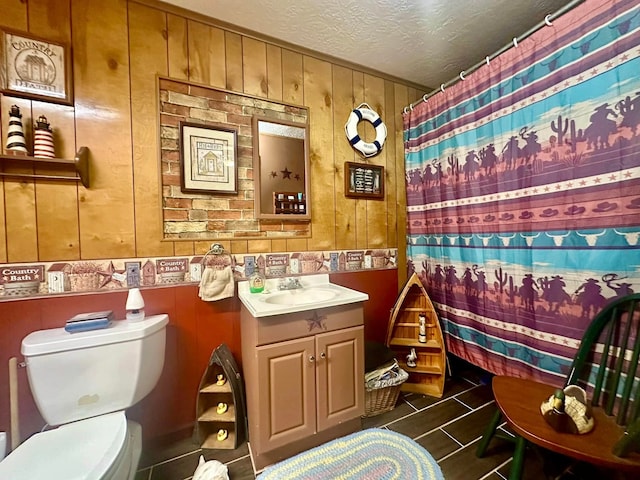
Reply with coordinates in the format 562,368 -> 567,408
216,373 -> 226,386
406,348 -> 417,368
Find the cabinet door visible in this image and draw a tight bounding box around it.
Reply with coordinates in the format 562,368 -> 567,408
256,336 -> 316,452
315,326 -> 364,432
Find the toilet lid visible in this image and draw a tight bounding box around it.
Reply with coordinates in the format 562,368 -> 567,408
0,411 -> 127,480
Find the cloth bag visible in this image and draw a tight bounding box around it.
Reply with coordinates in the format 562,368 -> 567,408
192,455 -> 229,480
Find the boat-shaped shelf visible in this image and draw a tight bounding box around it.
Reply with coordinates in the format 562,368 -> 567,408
0,147 -> 90,187
194,343 -> 247,450
385,272 -> 446,398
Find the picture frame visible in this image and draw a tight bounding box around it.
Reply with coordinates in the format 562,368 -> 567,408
344,161 -> 384,199
0,28 -> 73,105
180,122 -> 238,194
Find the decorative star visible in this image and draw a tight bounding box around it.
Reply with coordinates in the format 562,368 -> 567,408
294,173 -> 301,181
97,261 -> 123,288
270,171 -> 278,178
281,167 -> 292,179
306,311 -> 327,332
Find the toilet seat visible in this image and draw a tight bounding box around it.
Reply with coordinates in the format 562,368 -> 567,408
0,411 -> 128,480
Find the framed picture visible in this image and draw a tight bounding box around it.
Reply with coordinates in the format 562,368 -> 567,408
344,161 -> 384,199
180,122 -> 238,194
0,28 -> 73,105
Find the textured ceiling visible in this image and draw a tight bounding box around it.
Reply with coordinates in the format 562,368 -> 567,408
159,0 -> 576,91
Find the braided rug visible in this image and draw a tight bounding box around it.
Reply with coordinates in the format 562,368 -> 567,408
256,428 -> 444,480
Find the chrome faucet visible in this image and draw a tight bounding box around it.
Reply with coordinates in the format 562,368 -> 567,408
278,277 -> 303,290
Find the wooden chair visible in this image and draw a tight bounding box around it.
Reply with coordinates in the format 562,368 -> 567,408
476,293 -> 640,479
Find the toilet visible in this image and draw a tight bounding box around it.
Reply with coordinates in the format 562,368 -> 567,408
0,313 -> 169,480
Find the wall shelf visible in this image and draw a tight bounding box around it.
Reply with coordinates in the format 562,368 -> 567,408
194,343 -> 246,450
0,146 -> 90,188
385,272 -> 446,398
274,191 -> 307,215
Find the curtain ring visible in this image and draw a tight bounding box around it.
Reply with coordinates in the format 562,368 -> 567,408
459,71 -> 466,80
440,83 -> 446,93
403,106 -> 410,114
422,93 -> 429,102
410,103 -> 414,111
485,56 -> 491,66
544,14 -> 553,26
513,37 -> 519,48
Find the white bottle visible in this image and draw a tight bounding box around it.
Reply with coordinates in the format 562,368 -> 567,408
418,313 -> 427,343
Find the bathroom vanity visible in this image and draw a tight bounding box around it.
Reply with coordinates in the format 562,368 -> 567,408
238,275 -> 368,470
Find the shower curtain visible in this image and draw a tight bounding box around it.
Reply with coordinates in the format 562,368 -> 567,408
403,0 -> 640,385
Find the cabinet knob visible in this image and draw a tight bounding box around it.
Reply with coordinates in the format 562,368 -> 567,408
320,352 -> 326,359
309,355 -> 315,362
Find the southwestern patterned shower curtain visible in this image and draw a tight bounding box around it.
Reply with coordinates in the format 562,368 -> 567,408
403,0 -> 640,384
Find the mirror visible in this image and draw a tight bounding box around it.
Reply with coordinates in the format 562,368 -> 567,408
253,116 -> 310,220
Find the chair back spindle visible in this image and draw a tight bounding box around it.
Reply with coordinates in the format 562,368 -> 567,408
566,295 -> 640,427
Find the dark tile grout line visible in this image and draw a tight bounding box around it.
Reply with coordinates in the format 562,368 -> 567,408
479,459 -> 512,480
152,448 -> 202,468
440,427 -> 465,447
399,374 -> 519,479
413,400 -> 493,443
140,369 -> 496,479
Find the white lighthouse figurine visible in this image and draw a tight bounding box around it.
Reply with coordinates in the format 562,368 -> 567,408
6,105 -> 28,155
418,313 -> 427,343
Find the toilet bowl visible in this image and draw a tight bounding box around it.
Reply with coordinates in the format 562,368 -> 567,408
0,313 -> 168,479
0,411 -> 139,479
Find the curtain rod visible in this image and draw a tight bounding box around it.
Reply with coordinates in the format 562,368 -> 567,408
403,0 -> 586,113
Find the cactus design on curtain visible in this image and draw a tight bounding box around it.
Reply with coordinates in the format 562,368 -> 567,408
403,0 -> 640,384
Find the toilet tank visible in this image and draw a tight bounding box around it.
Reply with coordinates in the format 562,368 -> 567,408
21,313 -> 169,426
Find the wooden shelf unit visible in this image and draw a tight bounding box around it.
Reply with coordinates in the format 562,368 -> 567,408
194,343 -> 246,450
274,191 -> 306,214
385,272 -> 446,398
0,146 -> 90,187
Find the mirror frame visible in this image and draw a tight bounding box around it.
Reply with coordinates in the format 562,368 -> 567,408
252,115 -> 311,221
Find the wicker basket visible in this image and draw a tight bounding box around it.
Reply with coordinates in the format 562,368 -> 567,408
363,365 -> 408,417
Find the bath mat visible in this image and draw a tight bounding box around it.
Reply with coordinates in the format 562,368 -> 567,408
256,428 -> 444,480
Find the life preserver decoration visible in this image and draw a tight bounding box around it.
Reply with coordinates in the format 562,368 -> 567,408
344,103 -> 387,158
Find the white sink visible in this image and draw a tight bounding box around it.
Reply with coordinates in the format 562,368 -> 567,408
238,274 -> 368,317
264,288 -> 338,305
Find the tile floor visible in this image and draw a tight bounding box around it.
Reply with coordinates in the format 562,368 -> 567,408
135,359 -> 631,480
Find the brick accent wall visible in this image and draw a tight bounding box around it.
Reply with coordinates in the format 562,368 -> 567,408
159,78 -> 311,239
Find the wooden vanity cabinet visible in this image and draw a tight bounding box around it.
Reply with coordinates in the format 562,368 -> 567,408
241,303 -> 364,470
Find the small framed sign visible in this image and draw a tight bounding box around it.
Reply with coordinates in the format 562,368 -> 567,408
344,161 -> 384,199
180,122 -> 238,194
0,28 -> 73,105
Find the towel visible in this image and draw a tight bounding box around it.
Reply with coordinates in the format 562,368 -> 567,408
199,265 -> 234,301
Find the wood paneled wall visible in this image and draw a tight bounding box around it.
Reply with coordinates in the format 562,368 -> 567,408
0,0 -> 421,281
